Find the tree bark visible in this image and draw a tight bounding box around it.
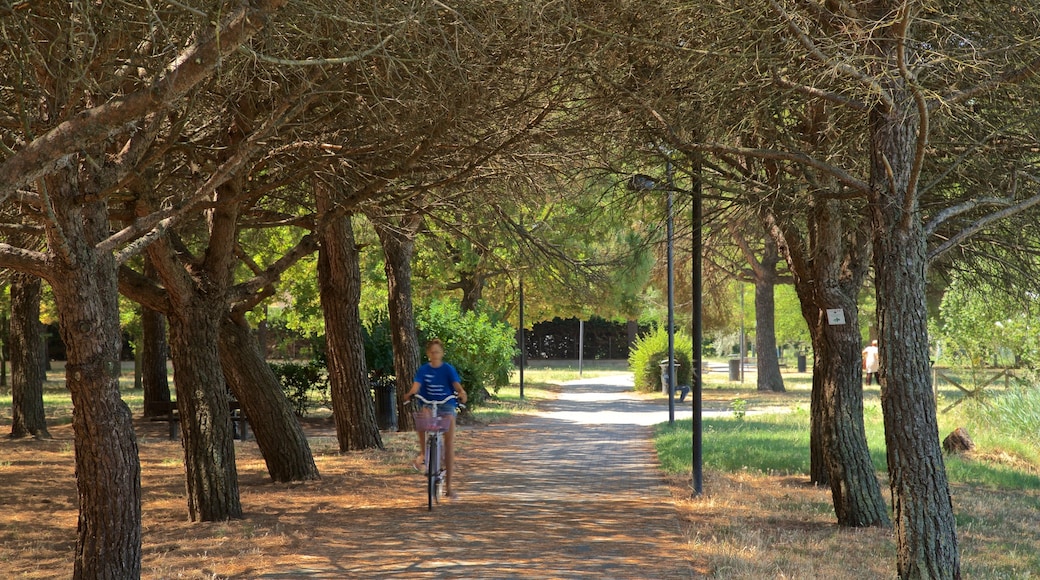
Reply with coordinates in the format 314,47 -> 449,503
45,170 -> 142,579
166,302 -> 242,521
9,272 -> 50,439
770,199 -> 889,528
373,215 -> 423,432
869,85 -> 960,578
142,178 -> 245,521
317,192 -> 382,451
219,313 -> 320,481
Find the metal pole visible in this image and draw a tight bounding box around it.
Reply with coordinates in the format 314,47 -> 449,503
692,162 -> 704,496
666,163 -> 676,425
519,272 -> 525,401
740,285 -> 745,384
578,319 -> 584,377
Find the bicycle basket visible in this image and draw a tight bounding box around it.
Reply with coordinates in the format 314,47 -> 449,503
412,412 -> 452,432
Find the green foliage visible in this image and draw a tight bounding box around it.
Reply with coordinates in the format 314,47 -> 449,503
628,325 -> 693,392
416,299 -> 517,401
968,386 -> 1040,455
731,398 -> 748,419
268,359 -> 329,416
773,284 -> 810,349
936,276 -> 1040,368
362,311 -> 396,378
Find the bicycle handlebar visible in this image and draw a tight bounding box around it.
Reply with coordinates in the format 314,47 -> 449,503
409,393 -> 465,408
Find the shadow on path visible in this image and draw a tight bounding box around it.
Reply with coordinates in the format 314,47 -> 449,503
257,376 -> 694,579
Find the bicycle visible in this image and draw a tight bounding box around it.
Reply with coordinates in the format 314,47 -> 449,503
409,393 -> 462,510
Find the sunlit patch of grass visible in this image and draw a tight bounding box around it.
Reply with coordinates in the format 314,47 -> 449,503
516,359 -> 629,383
658,379 -> 1040,578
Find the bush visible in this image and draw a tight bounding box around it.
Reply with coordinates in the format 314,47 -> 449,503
417,299 -> 517,403
269,359 -> 329,416
628,326 -> 693,392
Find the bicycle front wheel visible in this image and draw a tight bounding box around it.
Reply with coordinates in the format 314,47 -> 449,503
426,436 -> 439,511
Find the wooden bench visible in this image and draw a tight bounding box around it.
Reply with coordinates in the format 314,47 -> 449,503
148,400 -> 250,441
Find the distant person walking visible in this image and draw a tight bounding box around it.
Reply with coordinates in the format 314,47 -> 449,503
862,339 -> 880,386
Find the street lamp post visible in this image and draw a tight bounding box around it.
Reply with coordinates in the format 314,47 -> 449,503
665,162 -> 676,425
691,165 -> 703,497
628,162 -> 703,493
519,270 -> 525,401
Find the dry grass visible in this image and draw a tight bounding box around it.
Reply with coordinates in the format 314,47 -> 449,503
2,367 -> 1038,578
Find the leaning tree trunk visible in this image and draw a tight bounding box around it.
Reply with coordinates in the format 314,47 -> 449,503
870,90 -> 959,578
809,293 -> 890,527
167,303 -> 242,521
9,272 -> 49,439
219,313 -> 320,481
317,192 -> 382,451
770,199 -> 888,527
47,174 -> 141,579
373,216 -> 422,432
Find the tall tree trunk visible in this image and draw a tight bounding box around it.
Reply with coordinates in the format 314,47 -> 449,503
317,192 -> 382,451
144,177 -> 245,522
141,306 -> 171,416
753,280 -> 784,392
732,220 -> 786,392
753,237 -> 785,392
9,272 -> 49,439
1,312 -> 7,387
141,259 -> 172,417
770,199 -> 888,528
870,87 -> 959,577
166,304 -> 242,521
219,313 -> 320,481
373,215 -> 423,432
47,171 -> 141,579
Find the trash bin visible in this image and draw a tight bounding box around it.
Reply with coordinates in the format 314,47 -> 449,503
728,357 -> 740,381
372,378 -> 398,431
659,359 -> 680,394
797,353 -> 807,373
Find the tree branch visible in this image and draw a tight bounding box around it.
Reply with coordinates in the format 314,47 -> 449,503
767,0 -> 893,111
895,1 -> 929,229
772,73 -> 868,111
0,0 -> 288,201
0,243 -> 50,279
689,142 -> 870,194
941,54 -> 1040,107
928,185 -> 1040,263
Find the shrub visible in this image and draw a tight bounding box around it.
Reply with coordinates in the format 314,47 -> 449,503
269,359 -> 329,416
417,299 -> 517,403
628,326 -> 693,392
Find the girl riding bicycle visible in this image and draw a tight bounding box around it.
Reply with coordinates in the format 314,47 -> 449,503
404,338 -> 468,498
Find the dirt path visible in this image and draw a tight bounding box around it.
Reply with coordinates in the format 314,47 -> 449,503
259,376 -> 694,579
0,377 -> 695,578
